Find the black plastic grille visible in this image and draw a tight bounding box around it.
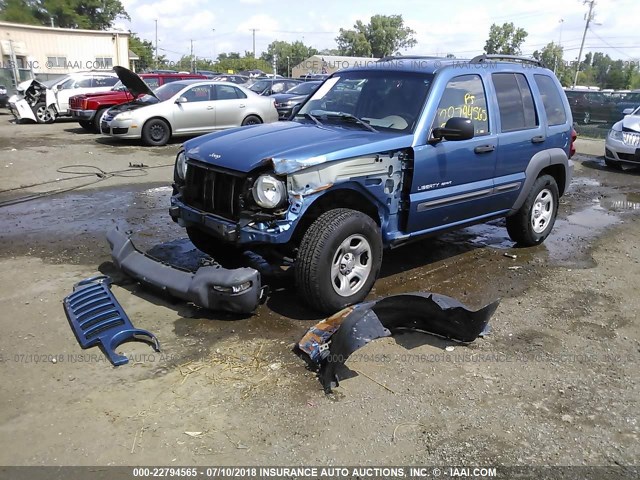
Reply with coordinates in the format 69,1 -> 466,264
183,163 -> 245,220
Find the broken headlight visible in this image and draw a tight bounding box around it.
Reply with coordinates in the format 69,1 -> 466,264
175,151 -> 187,180
252,174 -> 286,209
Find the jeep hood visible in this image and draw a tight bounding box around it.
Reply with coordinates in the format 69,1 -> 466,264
113,66 -> 156,99
183,122 -> 413,174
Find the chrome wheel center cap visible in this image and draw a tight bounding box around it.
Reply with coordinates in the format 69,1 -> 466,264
339,253 -> 355,275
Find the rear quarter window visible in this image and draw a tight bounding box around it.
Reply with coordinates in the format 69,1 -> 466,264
534,75 -> 567,126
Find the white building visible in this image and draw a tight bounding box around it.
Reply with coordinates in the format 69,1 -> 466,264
0,21 -> 131,86
292,55 -> 379,78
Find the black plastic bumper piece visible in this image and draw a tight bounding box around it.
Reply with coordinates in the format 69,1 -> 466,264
107,226 -> 263,314
63,275 -> 160,366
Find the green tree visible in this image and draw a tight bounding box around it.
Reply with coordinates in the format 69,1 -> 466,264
0,0 -> 39,24
484,22 -> 528,55
260,40 -> 318,76
336,14 -> 416,58
129,33 -> 155,71
0,0 -> 129,29
532,42 -> 572,85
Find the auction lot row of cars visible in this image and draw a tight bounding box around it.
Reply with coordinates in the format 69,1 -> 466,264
6,68 -> 322,145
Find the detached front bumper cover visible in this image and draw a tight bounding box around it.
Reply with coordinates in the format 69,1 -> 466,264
107,226 -> 264,314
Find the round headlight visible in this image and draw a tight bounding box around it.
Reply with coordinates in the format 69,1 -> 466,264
175,151 -> 187,179
252,174 -> 286,209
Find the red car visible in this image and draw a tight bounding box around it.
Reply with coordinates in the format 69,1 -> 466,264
69,72 -> 207,131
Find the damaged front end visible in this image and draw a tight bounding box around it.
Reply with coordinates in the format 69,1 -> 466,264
107,226 -> 265,314
298,292 -> 500,392
8,79 -> 57,123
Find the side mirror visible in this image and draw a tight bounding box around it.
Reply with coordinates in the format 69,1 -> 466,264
175,96 -> 188,104
56,84 -> 64,91
623,108 -> 634,115
431,117 -> 474,142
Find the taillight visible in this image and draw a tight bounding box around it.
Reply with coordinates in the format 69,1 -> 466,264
569,128 -> 577,158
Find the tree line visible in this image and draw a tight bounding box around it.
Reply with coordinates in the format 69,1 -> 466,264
1,1 -> 638,88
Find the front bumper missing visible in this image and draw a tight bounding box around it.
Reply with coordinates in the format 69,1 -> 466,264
107,226 -> 264,314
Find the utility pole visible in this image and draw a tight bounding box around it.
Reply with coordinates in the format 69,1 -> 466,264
554,18 -> 564,74
154,19 -> 158,69
190,39 -> 194,72
249,29 -> 258,58
573,0 -> 595,88
211,28 -> 216,64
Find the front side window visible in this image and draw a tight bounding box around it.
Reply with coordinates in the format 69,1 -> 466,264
182,85 -> 212,102
297,70 -> 433,132
432,74 -> 489,136
492,73 -> 538,131
93,76 -> 118,87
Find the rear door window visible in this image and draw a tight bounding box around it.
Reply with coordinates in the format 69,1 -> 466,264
492,73 -> 538,131
534,75 -> 567,126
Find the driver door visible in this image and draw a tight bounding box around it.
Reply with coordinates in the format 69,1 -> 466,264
171,85 -> 216,133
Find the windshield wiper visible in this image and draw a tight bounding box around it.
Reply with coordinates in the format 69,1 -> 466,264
300,112 -> 322,126
320,111 -> 377,132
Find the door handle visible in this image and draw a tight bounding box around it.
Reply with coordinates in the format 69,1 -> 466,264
239,104 -> 246,108
531,135 -> 546,143
206,106 -> 214,110
474,145 -> 495,154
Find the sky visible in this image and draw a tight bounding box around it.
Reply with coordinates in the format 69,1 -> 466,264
114,0 -> 640,64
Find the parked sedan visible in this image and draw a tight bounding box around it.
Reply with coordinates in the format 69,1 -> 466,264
605,106 -> 640,168
270,81 -> 322,119
101,67 -> 278,146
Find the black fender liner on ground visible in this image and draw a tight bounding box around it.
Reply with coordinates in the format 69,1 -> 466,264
107,226 -> 263,314
298,292 -> 500,392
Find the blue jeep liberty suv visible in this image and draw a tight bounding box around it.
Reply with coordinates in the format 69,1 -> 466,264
170,55 -> 575,313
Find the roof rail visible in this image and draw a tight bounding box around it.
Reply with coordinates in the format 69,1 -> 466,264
470,54 -> 545,68
377,55 -> 445,62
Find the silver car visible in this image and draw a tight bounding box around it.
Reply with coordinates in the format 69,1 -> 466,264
605,105 -> 640,169
101,68 -> 278,146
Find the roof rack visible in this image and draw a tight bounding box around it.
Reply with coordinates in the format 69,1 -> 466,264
377,55 -> 446,62
470,54 -> 545,68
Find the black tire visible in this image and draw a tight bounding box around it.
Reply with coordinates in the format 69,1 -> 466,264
142,118 -> 171,146
79,120 -> 93,131
34,102 -> 55,124
295,208 -> 382,313
506,174 -> 559,246
241,115 -> 262,126
93,107 -> 108,132
604,158 -> 623,170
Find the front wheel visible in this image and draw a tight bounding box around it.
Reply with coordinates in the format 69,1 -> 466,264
79,120 -> 93,131
142,118 -> 171,146
506,174 -> 559,246
34,102 -> 55,124
295,208 -> 382,314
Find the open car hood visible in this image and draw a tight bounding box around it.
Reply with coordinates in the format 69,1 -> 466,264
113,66 -> 157,99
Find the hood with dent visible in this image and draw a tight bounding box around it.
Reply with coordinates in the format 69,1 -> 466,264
183,121 -> 413,174
113,66 -> 156,99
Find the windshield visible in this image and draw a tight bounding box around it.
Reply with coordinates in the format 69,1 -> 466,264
249,80 -> 271,93
286,82 -> 320,95
297,71 -> 433,133
149,82 -> 189,102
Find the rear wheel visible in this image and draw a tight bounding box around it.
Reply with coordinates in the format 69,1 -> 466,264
79,120 -> 93,131
142,118 -> 171,146
506,174 -> 559,246
295,208 -> 382,313
241,115 -> 262,126
34,102 -> 55,124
